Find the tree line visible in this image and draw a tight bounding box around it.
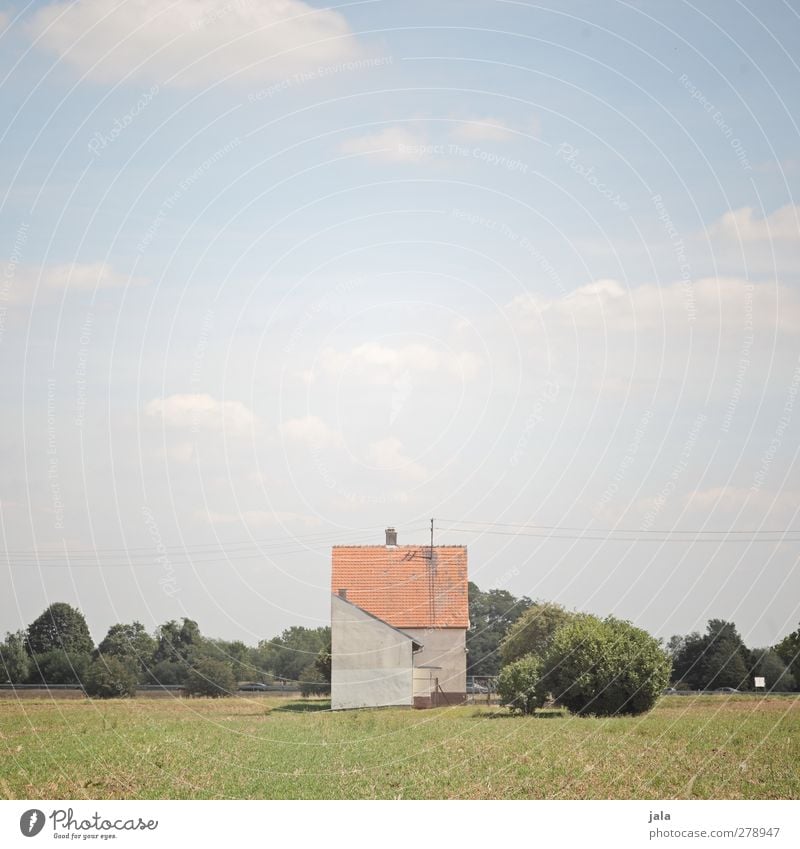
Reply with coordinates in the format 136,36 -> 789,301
3,590 -> 798,703
0,602 -> 331,698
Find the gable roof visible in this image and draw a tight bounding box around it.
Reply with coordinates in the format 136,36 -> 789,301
332,593 -> 424,651
331,545 -> 469,629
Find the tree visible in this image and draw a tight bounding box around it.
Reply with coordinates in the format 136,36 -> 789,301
256,626 -> 330,682
315,642 -> 331,683
299,663 -> 330,697
148,659 -> 186,686
1,631 -> 30,683
539,615 -> 671,716
184,657 -> 236,697
202,638 -> 253,682
497,655 -> 544,715
751,649 -> 795,692
27,650 -> 91,685
671,620 -> 751,690
26,603 -> 94,656
500,601 -> 579,665
84,656 -> 138,699
153,618 -> 201,664
96,622 -> 156,681
670,631 -> 706,688
774,623 -> 800,691
467,583 -> 532,676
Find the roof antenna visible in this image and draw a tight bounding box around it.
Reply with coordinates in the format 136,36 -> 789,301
430,517 -> 434,560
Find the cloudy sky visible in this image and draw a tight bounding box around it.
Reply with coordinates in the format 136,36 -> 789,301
1,0 -> 798,649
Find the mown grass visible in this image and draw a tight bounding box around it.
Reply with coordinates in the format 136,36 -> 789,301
1,695 -> 798,800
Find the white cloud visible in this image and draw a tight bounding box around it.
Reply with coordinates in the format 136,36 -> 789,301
708,205 -> 800,242
510,276 -> 800,335
339,126 -> 432,163
449,117 -> 515,143
365,437 -> 427,480
29,0 -> 359,87
317,342 -> 481,384
7,262 -> 145,304
280,414 -> 335,447
508,276 -> 800,400
146,393 -> 255,433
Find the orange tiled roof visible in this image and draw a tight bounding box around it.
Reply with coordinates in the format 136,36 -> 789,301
331,545 -> 468,629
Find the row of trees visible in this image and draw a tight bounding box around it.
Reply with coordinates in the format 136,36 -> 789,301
667,620 -> 798,692
0,603 -> 332,699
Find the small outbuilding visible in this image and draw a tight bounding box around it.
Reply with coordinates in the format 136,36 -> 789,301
331,528 -> 469,710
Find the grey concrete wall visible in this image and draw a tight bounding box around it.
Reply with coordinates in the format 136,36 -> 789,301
331,594 -> 415,710
404,627 -> 467,694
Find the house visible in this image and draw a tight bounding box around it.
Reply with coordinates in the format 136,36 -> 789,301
330,527 -> 469,709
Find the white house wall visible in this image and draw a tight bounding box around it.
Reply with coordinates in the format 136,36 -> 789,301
331,594 -> 415,710
403,627 -> 467,697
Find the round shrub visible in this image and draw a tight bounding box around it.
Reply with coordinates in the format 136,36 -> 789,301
84,656 -> 138,698
497,655 -> 544,715
540,615 -> 671,716
184,657 -> 237,698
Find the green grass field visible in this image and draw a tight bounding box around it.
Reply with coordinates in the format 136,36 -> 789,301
1,695 -> 798,800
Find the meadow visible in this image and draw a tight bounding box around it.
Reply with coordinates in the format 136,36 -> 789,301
1,695 -> 798,800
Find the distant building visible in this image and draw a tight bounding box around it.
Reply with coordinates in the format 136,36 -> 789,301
330,528 -> 469,709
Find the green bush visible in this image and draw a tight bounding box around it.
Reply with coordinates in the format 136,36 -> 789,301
84,656 -> 138,699
540,615 -> 671,716
497,655 -> 544,715
299,663 -> 331,697
500,602 -> 579,665
184,657 -> 237,697
27,650 -> 91,685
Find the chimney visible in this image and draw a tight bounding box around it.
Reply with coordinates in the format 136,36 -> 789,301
338,588 -> 347,600
385,527 -> 397,547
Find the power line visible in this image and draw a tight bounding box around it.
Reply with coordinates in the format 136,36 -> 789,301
437,518 -> 799,536
437,519 -> 800,544
1,526 -> 431,568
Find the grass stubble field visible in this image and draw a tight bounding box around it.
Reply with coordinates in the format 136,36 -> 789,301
0,695 -> 798,800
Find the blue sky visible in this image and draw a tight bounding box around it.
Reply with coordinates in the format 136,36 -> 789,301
1,0 -> 799,649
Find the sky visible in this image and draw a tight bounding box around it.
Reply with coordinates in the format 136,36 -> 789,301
1,0 -> 799,650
